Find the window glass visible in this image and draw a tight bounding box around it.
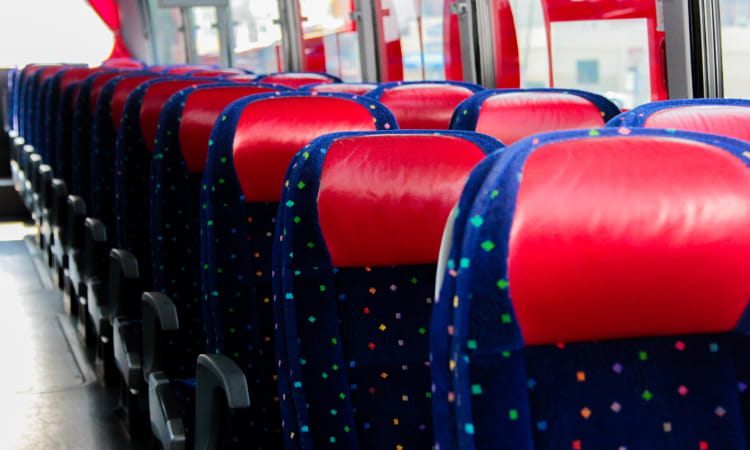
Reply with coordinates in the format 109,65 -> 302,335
299,0 -> 362,81
720,0 -> 750,97
148,0 -> 188,64
0,0 -> 113,66
550,19 -> 651,110
230,0 -> 282,73
191,7 -> 221,66
508,0 -> 549,88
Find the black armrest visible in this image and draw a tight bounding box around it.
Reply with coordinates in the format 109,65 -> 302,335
82,217 -> 107,281
49,178 -> 67,228
112,316 -> 142,391
108,248 -> 140,319
148,371 -> 187,450
142,291 -> 180,379
65,195 -> 86,251
195,354 -> 251,450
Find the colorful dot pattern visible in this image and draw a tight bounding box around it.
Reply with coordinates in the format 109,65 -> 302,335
431,127 -> 750,450
274,130 -> 499,449
71,71 -> 112,205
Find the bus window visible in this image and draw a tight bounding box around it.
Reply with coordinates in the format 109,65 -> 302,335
543,0 -> 667,109
508,0 -> 550,88
720,0 -> 750,98
147,0 -> 188,65
230,0 -> 282,73
299,0 -> 362,81
192,7 -> 221,66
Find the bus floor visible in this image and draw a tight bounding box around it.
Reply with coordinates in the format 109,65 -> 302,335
0,222 -> 141,449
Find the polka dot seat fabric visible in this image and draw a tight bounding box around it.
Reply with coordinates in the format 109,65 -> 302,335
113,77 -> 217,287
51,68 -> 108,187
146,82 -> 289,449
273,130 -> 502,449
431,127 -> 750,450
200,92 -> 397,448
70,70 -> 124,205
365,81 -> 484,129
450,88 -> 621,145
607,98 -> 750,142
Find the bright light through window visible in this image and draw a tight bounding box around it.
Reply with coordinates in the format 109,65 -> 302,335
0,0 -> 114,67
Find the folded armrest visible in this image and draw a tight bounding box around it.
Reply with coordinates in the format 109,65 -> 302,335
142,291 -> 180,380
148,371 -> 187,450
108,248 -> 140,319
195,354 -> 251,450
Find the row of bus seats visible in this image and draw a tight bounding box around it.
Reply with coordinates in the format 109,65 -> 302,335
7,59 -> 750,449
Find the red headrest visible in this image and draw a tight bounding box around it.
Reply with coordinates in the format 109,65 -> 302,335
90,71 -> 123,114
509,136 -> 750,345
225,74 -> 261,82
189,69 -> 247,77
24,65 -> 44,77
166,65 -> 212,75
319,134 -> 486,267
308,83 -> 379,95
102,58 -> 145,69
233,96 -> 379,202
475,92 -> 605,144
380,84 -> 476,129
178,86 -> 279,172
60,67 -> 102,92
260,73 -> 336,89
644,105 -> 750,142
111,75 -> 162,130
39,66 -> 67,83
139,79 -> 213,151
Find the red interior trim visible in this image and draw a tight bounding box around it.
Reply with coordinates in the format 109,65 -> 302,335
139,79 -> 213,151
178,86 -> 279,172
475,92 -> 605,144
319,134 -> 485,267
644,105 -> 750,142
110,75 -> 161,129
509,136 -> 750,345
379,84 -> 476,129
233,96 -> 378,202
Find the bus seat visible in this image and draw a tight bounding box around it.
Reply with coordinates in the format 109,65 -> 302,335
431,127 -> 750,450
47,67 -> 109,288
272,130 -> 500,450
198,92 -> 397,449
63,69 -> 129,317
80,72 -> 167,379
450,88 -> 621,145
255,72 -> 342,89
301,82 -> 380,95
366,81 -> 484,129
608,98 -> 750,142
133,83 -> 288,450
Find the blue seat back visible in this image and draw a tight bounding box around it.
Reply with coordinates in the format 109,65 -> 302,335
608,98 -> 750,142
274,130 -> 500,449
201,92 -> 397,447
432,127 -> 750,450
